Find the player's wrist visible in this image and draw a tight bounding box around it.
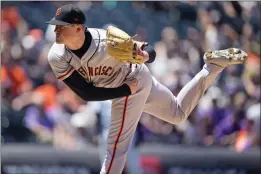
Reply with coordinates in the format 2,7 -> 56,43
137,47 -> 149,63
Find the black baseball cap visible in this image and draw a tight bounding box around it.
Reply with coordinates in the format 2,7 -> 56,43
46,4 -> 86,25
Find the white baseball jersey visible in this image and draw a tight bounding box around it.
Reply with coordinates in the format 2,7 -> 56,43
48,28 -> 141,87
48,27 -> 224,174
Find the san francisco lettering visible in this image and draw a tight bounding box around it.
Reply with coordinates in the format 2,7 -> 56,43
77,66 -> 113,78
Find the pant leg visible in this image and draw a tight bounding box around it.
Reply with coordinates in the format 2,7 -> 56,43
143,64 -> 224,124
99,102 -> 143,174
100,65 -> 152,174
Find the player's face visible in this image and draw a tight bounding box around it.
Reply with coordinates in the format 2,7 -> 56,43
54,25 -> 77,44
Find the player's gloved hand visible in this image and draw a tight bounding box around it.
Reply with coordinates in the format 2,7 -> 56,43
106,25 -> 148,64
124,79 -> 138,94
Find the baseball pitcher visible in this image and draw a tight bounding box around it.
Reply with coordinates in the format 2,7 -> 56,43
46,4 -> 247,174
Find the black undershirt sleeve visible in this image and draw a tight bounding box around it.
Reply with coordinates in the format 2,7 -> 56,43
63,71 -> 131,101
143,44 -> 156,63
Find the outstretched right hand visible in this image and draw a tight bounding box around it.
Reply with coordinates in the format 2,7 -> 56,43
124,79 -> 138,94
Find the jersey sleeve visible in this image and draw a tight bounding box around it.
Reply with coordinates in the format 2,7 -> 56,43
48,51 -> 75,80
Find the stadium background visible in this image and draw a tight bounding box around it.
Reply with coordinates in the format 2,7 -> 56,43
1,1 -> 260,174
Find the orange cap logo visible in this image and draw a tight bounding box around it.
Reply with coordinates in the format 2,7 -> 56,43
56,8 -> 61,16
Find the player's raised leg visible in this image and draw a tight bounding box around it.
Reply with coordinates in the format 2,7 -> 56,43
143,48 -> 247,124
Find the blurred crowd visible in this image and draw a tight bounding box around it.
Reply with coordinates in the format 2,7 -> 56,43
1,1 -> 260,153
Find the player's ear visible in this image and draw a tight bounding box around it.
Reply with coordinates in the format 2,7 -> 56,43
74,25 -> 80,33
76,25 -> 84,33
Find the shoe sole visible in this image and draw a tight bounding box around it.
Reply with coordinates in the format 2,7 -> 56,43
204,48 -> 248,65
